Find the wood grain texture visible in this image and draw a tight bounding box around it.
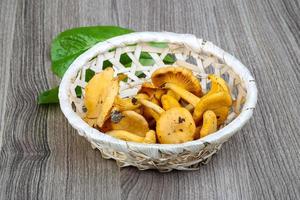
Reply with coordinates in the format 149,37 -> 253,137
0,0 -> 17,150
0,0 -> 299,199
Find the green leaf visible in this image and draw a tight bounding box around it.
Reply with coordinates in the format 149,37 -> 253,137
139,58 -> 155,66
148,42 -> 168,48
120,53 -> 132,67
163,54 -> 175,64
85,68 -> 95,82
51,26 -> 133,77
41,27 -> 177,105
75,86 -> 82,97
38,87 -> 59,104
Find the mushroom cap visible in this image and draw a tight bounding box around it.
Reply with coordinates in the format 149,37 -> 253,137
156,107 -> 196,144
95,78 -> 120,127
84,67 -> 114,118
207,74 -> 230,94
193,92 -> 232,124
113,96 -> 141,111
107,130 -> 144,143
138,82 -> 157,97
111,110 -> 149,137
138,82 -> 166,100
200,110 -> 217,138
84,68 -> 119,128
151,66 -> 202,96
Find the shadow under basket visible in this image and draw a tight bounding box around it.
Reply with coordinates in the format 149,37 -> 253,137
59,32 -> 257,172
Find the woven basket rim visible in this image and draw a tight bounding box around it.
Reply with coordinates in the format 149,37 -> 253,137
58,32 -> 257,151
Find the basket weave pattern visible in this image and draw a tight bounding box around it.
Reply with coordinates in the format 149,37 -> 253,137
59,32 -> 257,171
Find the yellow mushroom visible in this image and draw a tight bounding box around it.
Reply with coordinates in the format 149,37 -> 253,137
207,74 -> 230,94
107,130 -> 144,143
113,96 -> 140,112
151,66 -> 202,96
135,93 -> 150,100
113,92 -> 150,112
110,110 -> 149,137
84,117 -> 97,128
167,89 -> 181,101
184,105 -> 229,126
154,89 -> 167,100
200,110 -> 217,138
161,94 -> 181,110
116,73 -> 128,82
143,130 -> 157,144
133,107 -> 143,115
138,99 -> 196,144
212,106 -> 229,126
84,68 -> 119,127
163,75 -> 232,124
192,92 -> 232,124
107,129 -> 157,144
185,104 -> 194,113
138,82 -> 157,97
144,107 -> 160,121
84,67 -> 114,118
142,96 -> 161,120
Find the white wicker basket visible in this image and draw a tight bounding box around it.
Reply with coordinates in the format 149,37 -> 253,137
59,32 -> 257,171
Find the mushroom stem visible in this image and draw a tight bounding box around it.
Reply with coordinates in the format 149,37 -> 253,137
107,130 -> 144,142
138,99 -> 165,115
185,104 -> 194,112
200,110 -> 217,138
164,83 -> 200,107
143,130 -> 157,144
161,95 -> 181,110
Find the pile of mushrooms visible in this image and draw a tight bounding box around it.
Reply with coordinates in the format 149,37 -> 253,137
83,66 -> 232,144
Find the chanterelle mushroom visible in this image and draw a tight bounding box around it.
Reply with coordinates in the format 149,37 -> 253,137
151,66 -> 202,96
161,94 -> 181,110
113,96 -> 141,112
107,129 -> 157,144
207,74 -> 230,94
110,110 -> 149,137
107,130 -> 144,143
200,110 -> 217,138
138,82 -> 158,97
138,99 -> 195,144
143,130 -> 157,144
84,68 -> 119,128
163,74 -> 232,124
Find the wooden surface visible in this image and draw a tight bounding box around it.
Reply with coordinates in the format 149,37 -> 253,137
0,0 -> 299,199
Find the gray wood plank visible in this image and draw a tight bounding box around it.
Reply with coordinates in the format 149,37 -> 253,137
0,0 -> 299,199
0,0 -> 121,199
0,0 -> 18,150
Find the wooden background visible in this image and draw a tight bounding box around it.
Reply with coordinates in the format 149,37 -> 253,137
0,0 -> 299,199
